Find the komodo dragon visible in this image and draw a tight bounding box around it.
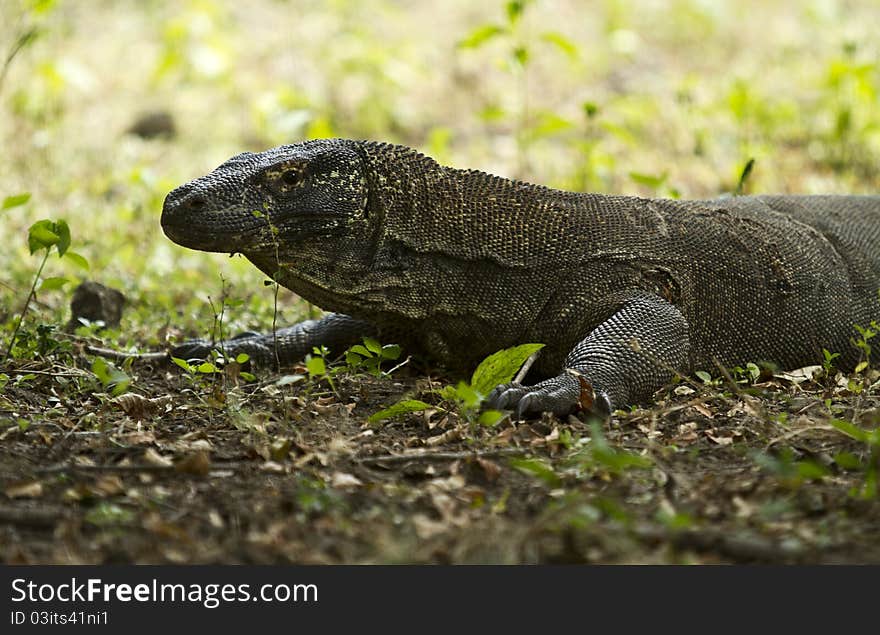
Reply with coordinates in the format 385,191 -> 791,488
161,138 -> 880,417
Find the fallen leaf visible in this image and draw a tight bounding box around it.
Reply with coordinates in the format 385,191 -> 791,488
142,448 -> 173,468
330,472 -> 362,490
692,403 -> 713,418
5,481 -> 43,498
93,475 -> 125,496
260,461 -> 286,473
476,457 -> 501,481
174,451 -> 211,476
113,393 -> 171,420
774,366 -> 821,384
426,427 -> 461,446
706,432 -> 734,446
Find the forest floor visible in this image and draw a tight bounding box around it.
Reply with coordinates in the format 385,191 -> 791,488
2,1 -> 880,564
2,348 -> 879,564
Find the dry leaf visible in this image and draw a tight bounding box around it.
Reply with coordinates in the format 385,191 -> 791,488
113,394 -> 171,420
174,451 -> 211,476
706,431 -> 734,446
426,427 -> 461,446
476,457 -> 501,481
5,481 -> 43,498
330,472 -> 362,490
142,448 -> 173,468
412,513 -> 448,539
93,475 -> 124,496
260,461 -> 286,473
774,365 -> 821,384
692,403 -> 714,418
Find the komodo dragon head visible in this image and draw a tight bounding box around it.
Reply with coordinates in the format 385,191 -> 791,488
161,138 -> 371,255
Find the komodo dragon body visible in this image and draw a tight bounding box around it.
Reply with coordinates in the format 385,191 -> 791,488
161,138 -> 880,417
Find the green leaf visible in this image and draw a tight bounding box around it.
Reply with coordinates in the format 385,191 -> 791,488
345,351 -> 364,366
54,219 -> 70,256
368,399 -> 434,424
39,276 -> 68,291
170,357 -> 193,372
796,460 -> 829,480
363,337 -> 383,355
629,171 -> 667,188
829,418 -> 869,442
855,360 -> 869,374
453,380 -> 482,410
2,193 -> 31,210
478,409 -> 505,427
458,24 -> 505,49
695,370 -> 712,383
197,361 -> 218,374
540,31 -> 578,58
235,353 -> 250,364
438,385 -> 458,401
470,343 -> 544,397
582,101 -> 599,118
306,355 -> 326,378
509,457 -> 561,487
380,344 -> 401,360
27,220 -> 60,253
734,158 -> 756,196
505,0 -> 527,24
91,357 -> 131,396
63,250 -> 90,270
834,452 -> 863,470
348,344 -> 372,357
512,45 -> 529,67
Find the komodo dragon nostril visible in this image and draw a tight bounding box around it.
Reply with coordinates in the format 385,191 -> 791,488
185,195 -> 208,211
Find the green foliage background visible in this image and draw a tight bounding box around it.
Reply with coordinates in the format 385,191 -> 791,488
2,0 -> 879,342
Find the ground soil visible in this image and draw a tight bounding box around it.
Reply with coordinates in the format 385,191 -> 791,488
2,349 -> 878,564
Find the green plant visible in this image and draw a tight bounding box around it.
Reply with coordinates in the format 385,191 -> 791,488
457,0 -> 579,176
90,357 -> 131,397
567,422 -> 653,477
752,447 -> 830,488
3,210 -> 89,362
344,337 -> 402,377
828,418 -> 879,500
821,348 -> 841,375
369,342 -> 544,429
851,321 -> 877,372
304,345 -> 337,396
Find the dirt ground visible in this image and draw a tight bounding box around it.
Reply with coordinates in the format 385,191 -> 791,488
2,346 -> 878,564
2,0 -> 879,565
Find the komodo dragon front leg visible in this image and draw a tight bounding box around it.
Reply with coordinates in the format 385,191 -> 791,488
488,292 -> 691,418
171,313 -> 373,369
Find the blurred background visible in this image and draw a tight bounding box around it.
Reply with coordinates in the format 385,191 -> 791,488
2,0 -> 879,342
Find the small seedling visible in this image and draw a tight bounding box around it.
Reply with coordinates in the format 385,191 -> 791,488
3,211 -> 89,362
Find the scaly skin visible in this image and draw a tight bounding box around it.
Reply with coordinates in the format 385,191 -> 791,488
161,138 -> 880,417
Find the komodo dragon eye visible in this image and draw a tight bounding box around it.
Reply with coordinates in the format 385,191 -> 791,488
264,161 -> 307,194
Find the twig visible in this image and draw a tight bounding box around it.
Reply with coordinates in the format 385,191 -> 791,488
356,447 -> 527,465
85,345 -> 167,362
35,461 -> 248,475
36,463 -> 176,475
5,368 -> 91,377
0,506 -> 68,528
633,524 -> 807,563
765,424 -> 837,450
513,349 -> 542,384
